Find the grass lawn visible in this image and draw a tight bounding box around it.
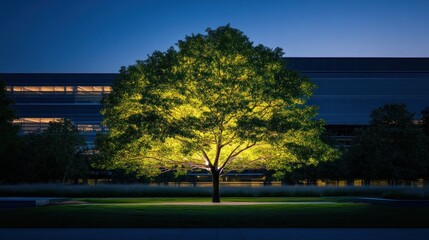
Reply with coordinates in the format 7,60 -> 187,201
77,196 -> 339,203
1,197 -> 429,228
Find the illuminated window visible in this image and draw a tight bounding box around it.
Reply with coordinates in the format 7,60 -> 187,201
54,86 -> 65,92
13,86 -> 24,92
10,85 -> 110,94
6,86 -> 12,92
77,124 -> 103,132
78,124 -> 93,132
40,86 -> 54,92
93,125 -> 102,131
13,118 -> 62,133
39,118 -> 61,123
103,86 -> 112,92
11,86 -> 72,93
13,118 -> 62,124
77,86 -> 107,94
23,86 -> 41,92
93,86 -> 103,92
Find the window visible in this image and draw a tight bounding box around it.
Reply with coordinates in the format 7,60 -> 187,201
10,85 -> 111,94
13,118 -> 61,124
13,118 -> 62,133
103,86 -> 112,92
77,124 -> 103,132
77,86 -> 104,94
11,86 -> 71,93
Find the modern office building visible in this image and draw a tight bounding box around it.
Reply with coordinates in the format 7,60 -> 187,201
1,74 -> 116,147
2,58 -> 429,148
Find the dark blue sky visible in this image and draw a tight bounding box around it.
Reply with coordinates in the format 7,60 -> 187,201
1,0 -> 429,73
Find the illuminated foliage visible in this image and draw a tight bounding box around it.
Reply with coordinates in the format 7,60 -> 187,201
100,25 -> 337,202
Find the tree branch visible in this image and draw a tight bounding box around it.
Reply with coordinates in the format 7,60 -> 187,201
221,131 -> 237,147
213,135 -> 222,168
183,161 -> 211,171
131,155 -> 211,171
220,156 -> 266,176
219,142 -> 257,171
202,150 -> 213,168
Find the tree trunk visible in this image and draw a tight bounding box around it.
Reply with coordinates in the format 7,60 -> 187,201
212,171 -> 221,203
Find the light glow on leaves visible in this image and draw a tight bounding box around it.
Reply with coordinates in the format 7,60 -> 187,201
98,25 -> 338,178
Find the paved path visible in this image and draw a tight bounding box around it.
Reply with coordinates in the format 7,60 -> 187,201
0,197 -> 70,208
1,228 -> 429,240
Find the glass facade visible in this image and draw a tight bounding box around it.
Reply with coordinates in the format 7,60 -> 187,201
1,58 -> 429,147
13,118 -> 61,133
2,74 -> 116,147
307,73 -> 429,125
286,58 -> 429,125
286,58 -> 429,147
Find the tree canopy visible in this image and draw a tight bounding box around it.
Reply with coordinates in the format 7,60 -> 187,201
21,119 -> 87,183
99,25 -> 337,202
422,107 -> 429,137
346,104 -> 429,182
0,80 -> 19,154
0,80 -> 21,183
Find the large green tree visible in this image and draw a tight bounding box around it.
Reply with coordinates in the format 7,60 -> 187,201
346,104 -> 429,183
100,25 -> 336,202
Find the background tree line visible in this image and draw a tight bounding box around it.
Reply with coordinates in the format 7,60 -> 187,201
0,81 -> 88,183
290,104 -> 429,185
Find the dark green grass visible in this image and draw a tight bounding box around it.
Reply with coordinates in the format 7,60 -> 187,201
2,184 -> 429,199
1,197 -> 428,228
77,197 -> 339,204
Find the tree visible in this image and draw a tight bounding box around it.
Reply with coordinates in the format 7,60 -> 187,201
0,80 -> 21,183
422,107 -> 429,137
41,119 -> 87,182
100,25 -> 337,202
346,104 -> 429,183
19,119 -> 88,183
0,80 -> 19,155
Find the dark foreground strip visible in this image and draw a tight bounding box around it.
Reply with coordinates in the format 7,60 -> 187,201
1,228 -> 429,240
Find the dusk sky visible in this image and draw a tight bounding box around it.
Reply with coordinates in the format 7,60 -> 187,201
1,0 -> 429,73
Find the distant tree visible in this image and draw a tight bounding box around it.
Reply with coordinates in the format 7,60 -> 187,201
99,25 -> 337,202
19,119 -> 88,183
41,119 -> 87,182
422,107 -> 429,136
0,80 -> 19,155
346,104 -> 429,183
0,80 -> 21,183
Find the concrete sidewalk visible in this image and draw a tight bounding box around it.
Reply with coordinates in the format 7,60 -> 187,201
1,228 -> 429,240
0,197 -> 70,208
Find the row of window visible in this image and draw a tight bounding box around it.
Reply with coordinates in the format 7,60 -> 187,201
13,117 -> 61,124
13,118 -> 106,133
7,86 -> 112,94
